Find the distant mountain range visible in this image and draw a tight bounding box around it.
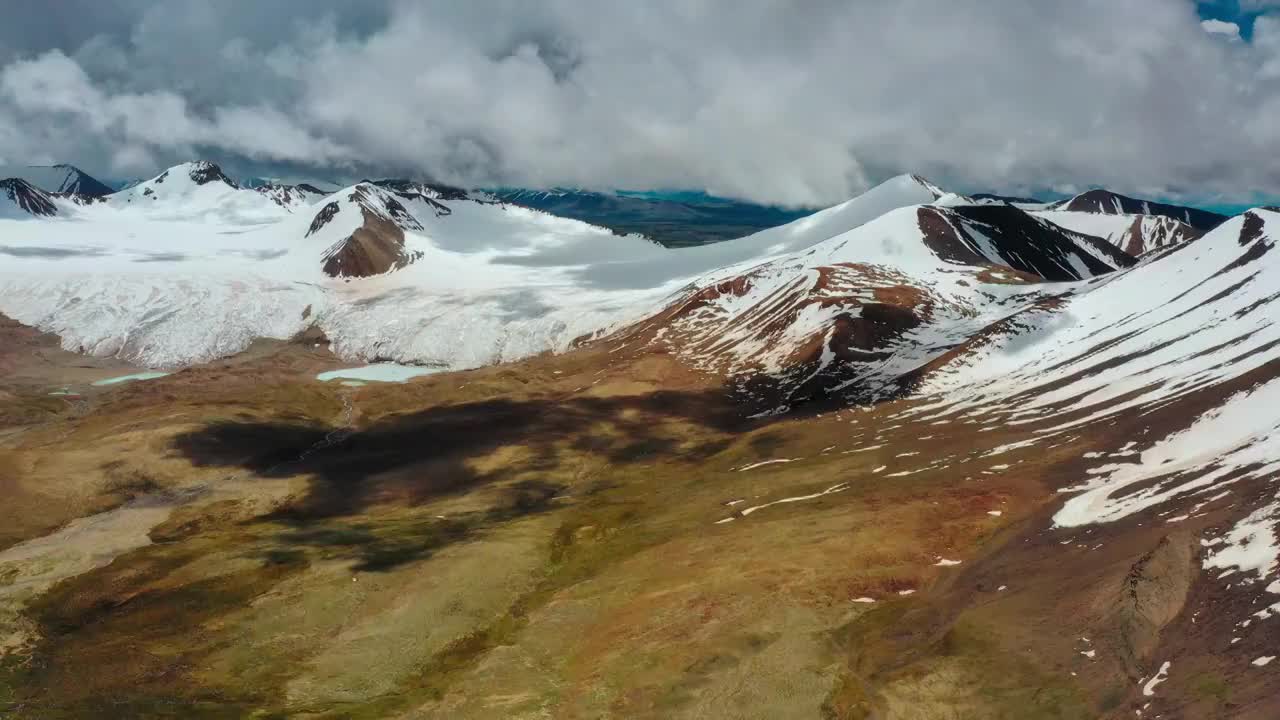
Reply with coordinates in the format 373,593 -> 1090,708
0,164 -> 114,197
0,160 -> 1244,250
489,187 -> 815,247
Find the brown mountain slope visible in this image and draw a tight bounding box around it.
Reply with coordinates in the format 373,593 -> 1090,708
1,297 -> 1277,718
311,185 -> 425,278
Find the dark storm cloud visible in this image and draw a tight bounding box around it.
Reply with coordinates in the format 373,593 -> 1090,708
0,0 -> 1278,206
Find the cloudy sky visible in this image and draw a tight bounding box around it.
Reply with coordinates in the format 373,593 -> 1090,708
0,0 -> 1278,207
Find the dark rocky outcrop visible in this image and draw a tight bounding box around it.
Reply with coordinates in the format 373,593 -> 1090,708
918,204 -> 1135,281
187,161 -> 238,188
307,202 -> 341,237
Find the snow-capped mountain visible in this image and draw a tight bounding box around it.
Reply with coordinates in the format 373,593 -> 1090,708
0,164 -> 114,197
0,160 -> 674,368
0,178 -> 59,219
308,184 -> 427,278
253,183 -> 329,211
915,207 -> 1280,413
614,192 -> 1132,409
1031,210 -> 1204,255
0,167 -> 1241,389
106,161 -> 325,224
0,170 -> 960,370
108,160 -> 239,203
240,175 -> 345,193
1049,188 -> 1227,231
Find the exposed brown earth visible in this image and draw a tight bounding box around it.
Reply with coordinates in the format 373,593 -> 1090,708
321,206 -> 423,278
1,305 -> 1277,719
311,185 -> 426,278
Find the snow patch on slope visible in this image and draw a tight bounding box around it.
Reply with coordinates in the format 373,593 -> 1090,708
1053,377 -> 1280,528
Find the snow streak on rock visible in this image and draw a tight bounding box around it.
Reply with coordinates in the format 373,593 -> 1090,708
254,183 -> 327,211
0,178 -> 59,218
1034,210 -> 1204,256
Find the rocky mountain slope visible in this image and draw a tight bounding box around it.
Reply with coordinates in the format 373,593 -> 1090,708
310,184 -> 426,278
620,197 -> 1133,411
0,164 -> 113,198
0,179 -> 58,219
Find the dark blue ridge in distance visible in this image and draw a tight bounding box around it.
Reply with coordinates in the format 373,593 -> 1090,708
489,187 -> 816,247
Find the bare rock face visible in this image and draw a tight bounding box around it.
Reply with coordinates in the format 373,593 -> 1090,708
1108,534 -> 1196,676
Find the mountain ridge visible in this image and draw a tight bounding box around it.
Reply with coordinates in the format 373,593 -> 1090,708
1050,187 -> 1227,231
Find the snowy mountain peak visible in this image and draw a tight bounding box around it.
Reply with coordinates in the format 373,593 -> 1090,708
252,182 -> 327,210
303,183 -> 429,278
154,160 -> 238,189
370,178 -> 474,203
0,163 -> 113,197
305,183 -> 437,239
0,178 -> 59,219
1052,188 -> 1226,231
105,161 -> 297,222
349,183 -> 428,231
906,173 -> 947,199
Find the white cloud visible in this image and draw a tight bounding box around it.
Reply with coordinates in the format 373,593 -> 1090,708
1201,18 -> 1242,40
0,50 -> 351,172
1,1 -> 1280,205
